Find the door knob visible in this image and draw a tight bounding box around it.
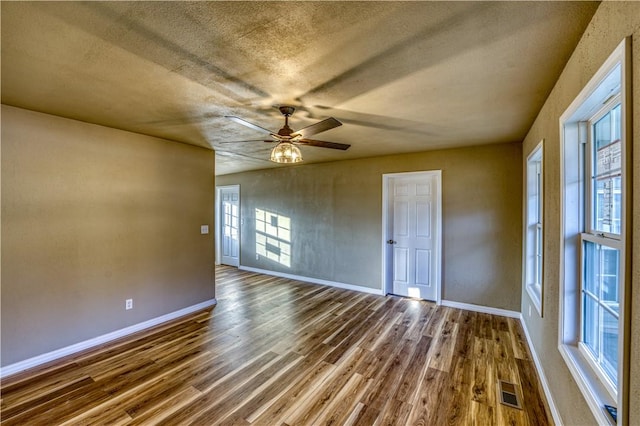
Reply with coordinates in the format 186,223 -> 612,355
387,239 -> 396,244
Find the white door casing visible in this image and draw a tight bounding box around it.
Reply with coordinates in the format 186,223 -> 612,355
217,185 -> 240,267
383,171 -> 441,302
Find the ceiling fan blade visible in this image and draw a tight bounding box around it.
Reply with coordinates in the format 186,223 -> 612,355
216,150 -> 272,163
225,116 -> 273,134
217,139 -> 267,144
293,117 -> 342,138
306,105 -> 440,136
297,139 -> 351,151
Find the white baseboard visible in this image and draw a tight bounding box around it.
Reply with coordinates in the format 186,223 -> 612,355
519,315 -> 563,425
440,300 -> 520,318
0,298 -> 217,379
239,266 -> 384,296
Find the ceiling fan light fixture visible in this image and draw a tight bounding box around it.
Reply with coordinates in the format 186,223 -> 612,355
270,142 -> 303,163
226,106 -> 348,162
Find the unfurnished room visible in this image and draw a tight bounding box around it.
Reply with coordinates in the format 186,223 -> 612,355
1,1 -> 639,425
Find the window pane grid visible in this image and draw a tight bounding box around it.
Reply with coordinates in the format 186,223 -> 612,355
581,238 -> 619,386
590,103 -> 622,236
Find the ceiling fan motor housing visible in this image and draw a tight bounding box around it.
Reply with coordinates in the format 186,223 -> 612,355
279,106 -> 296,116
278,125 -> 294,137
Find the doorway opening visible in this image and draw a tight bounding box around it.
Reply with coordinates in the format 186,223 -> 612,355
216,185 -> 240,267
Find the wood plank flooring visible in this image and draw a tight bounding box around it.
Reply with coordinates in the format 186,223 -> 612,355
1,266 -> 552,425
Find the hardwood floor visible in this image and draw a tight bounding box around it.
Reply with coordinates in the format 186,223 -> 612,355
1,266 -> 552,425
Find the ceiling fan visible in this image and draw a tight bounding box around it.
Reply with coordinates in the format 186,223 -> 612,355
224,106 -> 350,163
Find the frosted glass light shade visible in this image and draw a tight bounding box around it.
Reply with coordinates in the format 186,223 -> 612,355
270,142 -> 303,163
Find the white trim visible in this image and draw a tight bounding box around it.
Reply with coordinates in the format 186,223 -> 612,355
559,37 -> 629,425
439,300 -> 520,319
558,345 -> 616,426
525,285 -> 543,317
578,341 -> 617,402
381,170 -> 442,303
239,266 -> 384,295
524,140 -> 544,316
0,299 -> 217,379
520,315 -> 563,426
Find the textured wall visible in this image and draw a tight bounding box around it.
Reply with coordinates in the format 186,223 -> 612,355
519,2 -> 640,425
217,142 -> 523,311
1,105 -> 216,366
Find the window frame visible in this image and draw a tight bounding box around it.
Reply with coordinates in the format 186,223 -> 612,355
585,95 -> 623,240
578,233 -> 622,399
577,94 -> 624,400
559,38 -> 631,425
525,140 -> 544,315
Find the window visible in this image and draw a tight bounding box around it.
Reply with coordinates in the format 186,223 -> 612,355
579,95 -> 623,396
590,103 -> 622,236
581,240 -> 620,385
560,38 -> 629,424
525,141 -> 543,315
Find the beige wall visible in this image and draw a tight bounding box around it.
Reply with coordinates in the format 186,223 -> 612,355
217,142 -> 523,311
520,2 -> 640,425
1,105 -> 215,366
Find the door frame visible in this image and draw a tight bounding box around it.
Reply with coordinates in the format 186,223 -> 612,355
382,171 -> 442,303
215,184 -> 240,266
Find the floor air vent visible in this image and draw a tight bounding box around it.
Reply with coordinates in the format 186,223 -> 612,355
498,381 -> 522,410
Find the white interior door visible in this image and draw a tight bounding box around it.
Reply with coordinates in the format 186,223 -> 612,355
219,186 -> 240,267
384,172 -> 441,301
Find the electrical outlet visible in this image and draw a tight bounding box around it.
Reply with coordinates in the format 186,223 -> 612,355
126,299 -> 133,310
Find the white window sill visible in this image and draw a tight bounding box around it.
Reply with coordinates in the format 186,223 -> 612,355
558,344 -> 617,425
526,284 -> 542,316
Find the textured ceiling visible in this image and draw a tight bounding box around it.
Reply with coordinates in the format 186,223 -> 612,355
1,1 -> 599,175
